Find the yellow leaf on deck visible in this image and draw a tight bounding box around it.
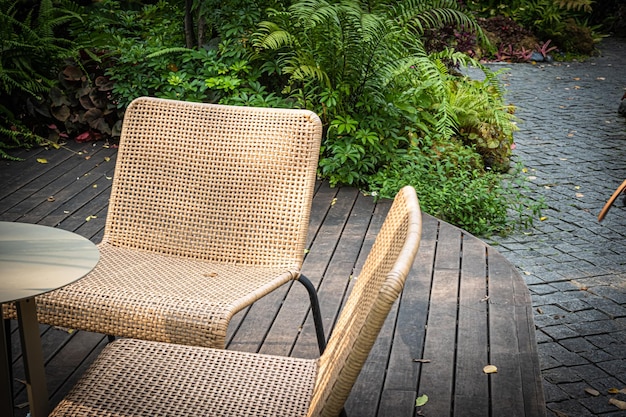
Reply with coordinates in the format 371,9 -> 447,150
37,158 -> 48,164
85,215 -> 97,222
104,156 -> 111,162
483,365 -> 498,374
540,216 -> 548,221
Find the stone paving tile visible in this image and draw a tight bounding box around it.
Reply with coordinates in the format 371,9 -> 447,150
488,37 -> 626,417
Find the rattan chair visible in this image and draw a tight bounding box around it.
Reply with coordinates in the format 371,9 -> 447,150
49,185 -> 422,417
3,97 -> 326,350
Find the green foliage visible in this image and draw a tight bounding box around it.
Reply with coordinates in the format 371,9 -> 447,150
0,0 -> 543,234
254,0 -> 482,123
0,0 -> 82,157
467,0 -> 599,55
253,0 -> 499,186
368,135 -> 544,236
0,0 -> 79,98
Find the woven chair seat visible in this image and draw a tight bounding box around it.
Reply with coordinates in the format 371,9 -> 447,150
51,338 -> 318,417
5,243 -> 293,347
49,186 -> 423,417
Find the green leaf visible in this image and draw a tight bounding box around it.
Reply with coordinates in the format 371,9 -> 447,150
415,394 -> 429,407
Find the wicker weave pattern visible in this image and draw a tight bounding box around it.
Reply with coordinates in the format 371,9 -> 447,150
4,97 -> 322,348
34,244 -> 293,346
51,339 -> 319,417
106,98 -> 321,268
49,186 -> 422,417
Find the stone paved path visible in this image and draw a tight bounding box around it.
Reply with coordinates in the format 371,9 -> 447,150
488,37 -> 626,416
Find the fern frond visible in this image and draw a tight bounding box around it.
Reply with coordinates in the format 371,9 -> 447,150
145,47 -> 192,59
556,0 -> 593,12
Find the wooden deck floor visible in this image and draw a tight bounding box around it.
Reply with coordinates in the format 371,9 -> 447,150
1,141 -> 545,417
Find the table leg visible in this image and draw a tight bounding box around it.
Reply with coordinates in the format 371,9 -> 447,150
1,314 -> 14,416
16,298 -> 49,417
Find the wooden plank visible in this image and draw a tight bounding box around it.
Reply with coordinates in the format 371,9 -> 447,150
0,147 -> 89,216
510,252 -> 546,417
374,213 -> 438,416
487,247 -> 527,417
0,145 -> 75,193
16,148 -> 116,221
417,221 -> 462,416
377,390 -> 416,417
454,234 -> 490,417
0,146 -> 46,184
8,149 -> 116,228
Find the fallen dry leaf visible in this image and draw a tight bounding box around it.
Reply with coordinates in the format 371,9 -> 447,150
584,388 -> 600,397
483,365 -> 498,374
608,388 -> 626,394
609,398 -> 626,410
36,158 -> 48,164
47,196 -> 55,202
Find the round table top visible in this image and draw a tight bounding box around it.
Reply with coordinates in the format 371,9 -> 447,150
0,222 -> 100,303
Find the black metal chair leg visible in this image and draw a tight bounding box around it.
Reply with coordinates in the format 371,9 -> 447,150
297,274 -> 327,354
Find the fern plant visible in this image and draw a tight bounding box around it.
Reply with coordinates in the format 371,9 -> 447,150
0,0 -> 81,157
0,0 -> 80,98
253,0 -> 488,185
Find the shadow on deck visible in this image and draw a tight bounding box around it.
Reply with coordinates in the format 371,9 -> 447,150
1,141 -> 545,416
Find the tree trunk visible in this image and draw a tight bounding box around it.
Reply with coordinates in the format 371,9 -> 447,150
197,14 -> 207,50
184,0 -> 195,48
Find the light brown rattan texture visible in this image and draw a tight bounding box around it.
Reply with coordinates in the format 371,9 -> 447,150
4,97 -> 323,348
49,186 -> 422,417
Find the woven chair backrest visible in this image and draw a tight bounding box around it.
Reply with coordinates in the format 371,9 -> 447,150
308,186 -> 422,417
103,97 -> 322,268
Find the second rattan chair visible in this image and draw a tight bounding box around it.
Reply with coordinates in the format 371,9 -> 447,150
49,185 -> 422,417
4,97 -> 325,350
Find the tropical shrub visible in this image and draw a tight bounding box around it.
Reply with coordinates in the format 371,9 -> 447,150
252,0 -> 507,180
369,135 -> 544,236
